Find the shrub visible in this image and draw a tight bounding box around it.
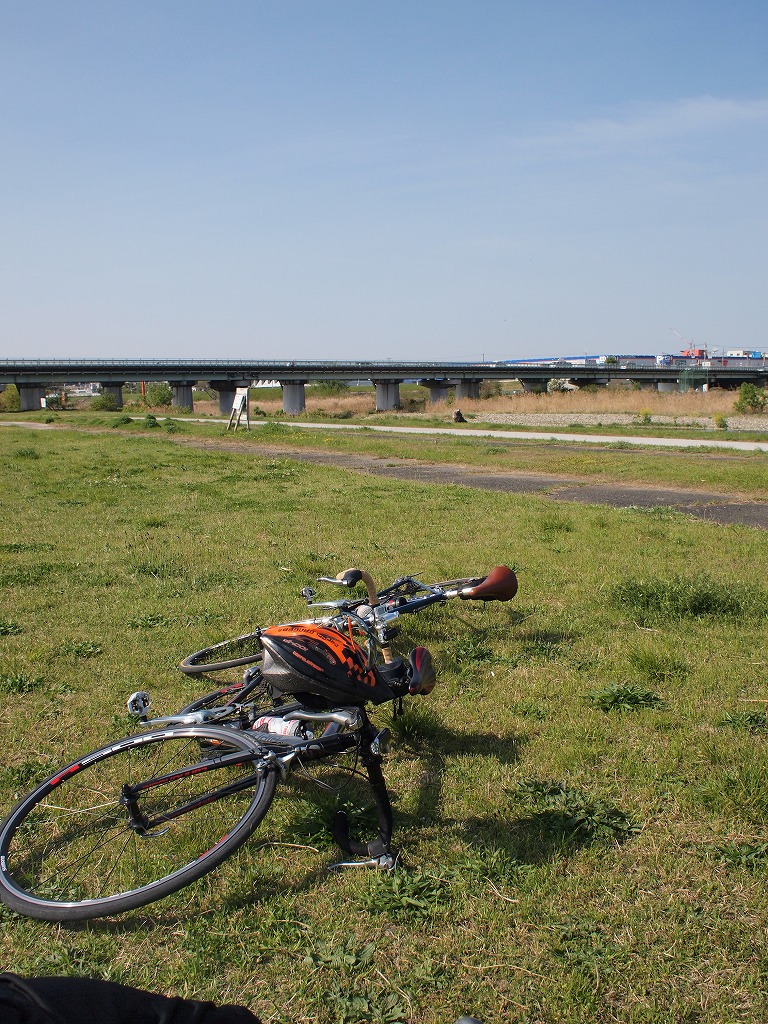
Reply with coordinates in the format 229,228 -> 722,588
713,413 -> 728,430
734,383 -> 767,414
0,385 -> 20,412
89,393 -> 120,411
144,382 -> 173,407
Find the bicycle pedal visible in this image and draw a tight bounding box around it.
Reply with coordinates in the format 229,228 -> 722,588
127,691 -> 151,719
328,852 -> 396,872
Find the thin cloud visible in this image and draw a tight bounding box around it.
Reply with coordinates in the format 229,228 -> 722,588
517,96 -> 768,156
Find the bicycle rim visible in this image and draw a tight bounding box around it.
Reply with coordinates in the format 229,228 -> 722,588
0,726 -> 277,922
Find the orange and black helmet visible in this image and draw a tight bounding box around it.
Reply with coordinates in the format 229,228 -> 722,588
260,624 -> 396,705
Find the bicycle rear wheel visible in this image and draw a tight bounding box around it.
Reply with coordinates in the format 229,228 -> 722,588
0,725 -> 277,922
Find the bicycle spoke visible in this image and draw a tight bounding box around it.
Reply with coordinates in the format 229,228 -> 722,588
0,730 -> 273,912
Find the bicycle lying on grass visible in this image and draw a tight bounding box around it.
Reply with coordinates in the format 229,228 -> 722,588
0,564 -> 517,922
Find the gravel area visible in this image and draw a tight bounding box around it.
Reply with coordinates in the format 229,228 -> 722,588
471,411 -> 768,431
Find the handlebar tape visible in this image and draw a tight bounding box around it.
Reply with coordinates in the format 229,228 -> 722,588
336,568 -> 380,606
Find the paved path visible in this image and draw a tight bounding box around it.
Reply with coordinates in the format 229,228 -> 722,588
275,419 -> 768,453
210,441 -> 768,530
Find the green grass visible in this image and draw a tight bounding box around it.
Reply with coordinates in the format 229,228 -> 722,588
2,425 -> 768,1022
6,407 -> 768,497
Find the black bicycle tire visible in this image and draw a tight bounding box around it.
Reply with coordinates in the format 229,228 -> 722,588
179,632 -> 264,675
0,725 -> 278,922
177,673 -> 266,715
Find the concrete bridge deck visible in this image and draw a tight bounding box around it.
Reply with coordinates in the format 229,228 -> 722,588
2,359 -> 766,412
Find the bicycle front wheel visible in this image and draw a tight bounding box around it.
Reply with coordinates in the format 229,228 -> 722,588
0,725 -> 277,922
179,632 -> 263,675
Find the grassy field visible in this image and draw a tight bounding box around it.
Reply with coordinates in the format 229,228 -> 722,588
2,424 -> 768,1023
5,405 -> 768,499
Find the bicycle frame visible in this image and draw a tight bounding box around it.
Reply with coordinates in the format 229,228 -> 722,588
0,565 -> 516,921
140,566 -> 518,865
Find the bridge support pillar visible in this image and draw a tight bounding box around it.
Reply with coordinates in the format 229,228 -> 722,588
281,381 -> 307,415
419,379 -> 451,404
520,378 -> 550,394
455,378 -> 481,400
657,382 -> 677,393
209,380 -> 251,415
375,380 -> 401,411
171,382 -> 195,411
18,385 -> 48,411
100,384 -> 124,409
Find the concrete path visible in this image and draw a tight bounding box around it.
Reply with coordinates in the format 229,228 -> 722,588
275,419 -> 768,453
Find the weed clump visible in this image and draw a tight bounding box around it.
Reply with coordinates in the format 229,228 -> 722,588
627,647 -> 687,683
127,613 -> 170,630
721,710 -> 768,733
362,867 -> 449,920
611,573 -> 765,624
382,702 -> 440,748
445,634 -> 494,664
0,672 -> 45,694
510,780 -> 638,846
718,841 -> 768,870
585,682 -> 667,713
56,640 -> 102,659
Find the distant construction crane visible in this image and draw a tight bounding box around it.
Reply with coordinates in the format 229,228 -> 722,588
669,327 -> 707,360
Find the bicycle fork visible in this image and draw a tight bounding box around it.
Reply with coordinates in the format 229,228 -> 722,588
329,722 -> 396,871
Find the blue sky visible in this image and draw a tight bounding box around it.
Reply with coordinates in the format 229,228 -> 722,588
1,1 -> 766,361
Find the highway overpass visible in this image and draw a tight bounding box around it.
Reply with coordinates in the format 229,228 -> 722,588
1,358 -> 766,413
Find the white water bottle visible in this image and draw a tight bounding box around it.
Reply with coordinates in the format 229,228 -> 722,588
252,715 -> 304,737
